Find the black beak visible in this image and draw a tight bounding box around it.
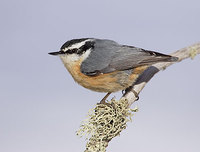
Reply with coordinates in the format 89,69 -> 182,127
48,51 -> 61,55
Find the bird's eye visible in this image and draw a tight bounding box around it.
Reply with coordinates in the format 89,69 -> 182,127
67,48 -> 78,54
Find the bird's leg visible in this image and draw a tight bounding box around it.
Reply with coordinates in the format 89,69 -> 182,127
131,89 -> 139,101
100,92 -> 111,104
123,86 -> 139,101
123,86 -> 133,96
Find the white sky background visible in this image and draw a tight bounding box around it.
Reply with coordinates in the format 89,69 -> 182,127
0,0 -> 200,151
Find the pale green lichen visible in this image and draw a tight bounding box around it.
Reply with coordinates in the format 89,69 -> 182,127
76,98 -> 138,152
189,46 -> 198,59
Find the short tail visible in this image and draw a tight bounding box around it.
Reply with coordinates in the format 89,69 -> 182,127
140,50 -> 179,64
155,54 -> 179,62
168,56 -> 179,62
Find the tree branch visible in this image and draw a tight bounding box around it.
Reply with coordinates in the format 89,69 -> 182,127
123,42 -> 200,107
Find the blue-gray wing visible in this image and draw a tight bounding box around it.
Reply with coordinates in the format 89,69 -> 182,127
81,39 -> 177,76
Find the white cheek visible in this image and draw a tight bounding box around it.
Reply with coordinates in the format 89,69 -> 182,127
81,49 -> 92,60
59,49 -> 92,68
59,54 -> 80,68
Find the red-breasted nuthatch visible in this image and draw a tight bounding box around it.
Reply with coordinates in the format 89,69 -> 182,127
49,38 -> 178,103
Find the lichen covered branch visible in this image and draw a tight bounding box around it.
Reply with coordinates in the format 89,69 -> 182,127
77,98 -> 138,152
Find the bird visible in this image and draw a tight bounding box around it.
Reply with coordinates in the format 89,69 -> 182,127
49,38 -> 178,103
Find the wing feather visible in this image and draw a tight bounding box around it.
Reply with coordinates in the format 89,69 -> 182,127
81,40 -> 178,76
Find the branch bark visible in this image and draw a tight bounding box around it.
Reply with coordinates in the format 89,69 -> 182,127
122,42 -> 200,107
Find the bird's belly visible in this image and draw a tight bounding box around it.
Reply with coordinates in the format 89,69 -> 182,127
63,60 -> 148,92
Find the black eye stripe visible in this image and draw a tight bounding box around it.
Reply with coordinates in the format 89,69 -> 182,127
57,48 -> 78,55
77,41 -> 95,54
67,48 -> 78,54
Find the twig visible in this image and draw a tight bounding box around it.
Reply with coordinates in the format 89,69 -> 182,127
123,42 -> 200,107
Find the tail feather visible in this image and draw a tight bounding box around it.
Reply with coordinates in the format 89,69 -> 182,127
140,50 -> 179,64
169,56 -> 179,62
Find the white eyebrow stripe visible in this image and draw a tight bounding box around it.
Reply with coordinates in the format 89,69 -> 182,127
62,39 -> 93,52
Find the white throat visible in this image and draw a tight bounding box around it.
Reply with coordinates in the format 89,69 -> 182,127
59,48 -> 92,67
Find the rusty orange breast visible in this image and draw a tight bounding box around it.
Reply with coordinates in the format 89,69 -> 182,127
62,58 -> 148,92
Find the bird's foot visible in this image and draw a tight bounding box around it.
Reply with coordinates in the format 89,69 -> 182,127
99,92 -> 111,104
131,89 -> 139,101
124,86 -> 139,101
